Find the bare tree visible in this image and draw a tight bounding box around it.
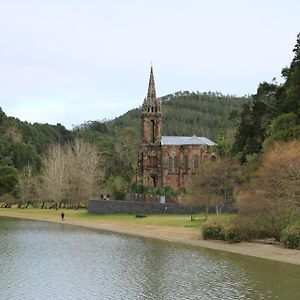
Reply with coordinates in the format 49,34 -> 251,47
17,163 -> 36,208
189,157 -> 239,215
39,139 -> 103,209
65,139 -> 103,207
41,144 -> 67,209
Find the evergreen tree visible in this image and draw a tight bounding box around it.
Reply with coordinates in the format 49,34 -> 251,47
232,33 -> 300,162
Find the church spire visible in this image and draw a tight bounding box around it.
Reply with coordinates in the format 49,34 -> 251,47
147,66 -> 156,102
141,66 -> 162,144
143,66 -> 161,114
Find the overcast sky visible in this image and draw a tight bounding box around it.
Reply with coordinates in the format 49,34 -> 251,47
0,0 -> 299,129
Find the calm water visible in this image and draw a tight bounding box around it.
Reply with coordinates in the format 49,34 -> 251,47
0,217 -> 300,300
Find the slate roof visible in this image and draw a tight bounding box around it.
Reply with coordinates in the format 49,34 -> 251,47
161,135 -> 216,146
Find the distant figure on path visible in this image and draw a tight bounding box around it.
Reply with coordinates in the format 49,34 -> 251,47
61,211 -> 65,223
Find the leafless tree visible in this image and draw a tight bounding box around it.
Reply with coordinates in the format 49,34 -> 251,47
65,139 -> 103,207
41,143 -> 67,209
189,157 -> 239,215
39,139 -> 103,209
17,163 -> 36,208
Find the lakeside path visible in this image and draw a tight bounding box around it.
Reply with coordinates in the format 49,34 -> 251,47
0,209 -> 300,266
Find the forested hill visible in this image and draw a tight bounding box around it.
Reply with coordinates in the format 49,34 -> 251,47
0,91 -> 248,178
108,91 -> 250,139
0,108 -> 72,172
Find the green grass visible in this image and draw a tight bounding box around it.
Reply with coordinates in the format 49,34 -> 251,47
73,211 -> 206,228
0,207 -> 235,229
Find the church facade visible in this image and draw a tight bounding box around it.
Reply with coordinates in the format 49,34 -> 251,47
137,67 -> 216,191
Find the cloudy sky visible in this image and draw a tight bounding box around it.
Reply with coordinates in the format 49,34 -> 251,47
0,0 -> 299,129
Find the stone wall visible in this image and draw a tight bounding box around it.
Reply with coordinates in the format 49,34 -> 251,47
161,144 -> 212,189
88,199 -> 235,215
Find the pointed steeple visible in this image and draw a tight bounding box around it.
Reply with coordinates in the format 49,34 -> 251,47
147,66 -> 156,102
141,66 -> 162,144
143,66 -> 161,114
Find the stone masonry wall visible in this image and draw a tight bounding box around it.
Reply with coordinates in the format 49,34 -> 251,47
161,144 -> 211,189
88,199 -> 235,215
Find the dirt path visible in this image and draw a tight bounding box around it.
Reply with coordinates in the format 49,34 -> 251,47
1,210 -> 300,266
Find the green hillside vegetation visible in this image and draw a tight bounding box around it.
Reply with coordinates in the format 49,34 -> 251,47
232,33 -> 300,162
0,108 -> 72,173
0,91 -> 247,204
109,91 -> 249,140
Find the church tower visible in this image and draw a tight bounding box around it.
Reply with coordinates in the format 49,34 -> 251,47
138,67 -> 162,189
141,66 -> 162,144
136,66 -> 217,194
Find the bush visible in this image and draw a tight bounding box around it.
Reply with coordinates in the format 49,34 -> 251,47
281,223 -> 300,249
202,220 -> 243,243
223,224 -> 242,243
230,217 -> 271,241
202,218 -> 274,244
202,221 -> 226,240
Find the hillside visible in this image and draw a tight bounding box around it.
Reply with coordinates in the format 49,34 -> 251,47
108,91 -> 250,140
0,91 -> 248,183
0,108 -> 73,173
0,92 -> 250,175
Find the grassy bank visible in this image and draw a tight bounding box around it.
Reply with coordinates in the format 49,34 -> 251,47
0,207 -> 233,229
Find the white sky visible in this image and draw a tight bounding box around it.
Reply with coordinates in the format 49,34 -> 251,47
0,0 -> 299,129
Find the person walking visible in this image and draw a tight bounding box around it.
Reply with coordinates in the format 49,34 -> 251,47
61,211 -> 65,223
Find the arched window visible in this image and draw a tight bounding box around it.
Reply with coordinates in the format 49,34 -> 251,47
174,157 -> 179,172
150,120 -> 155,143
149,156 -> 157,167
193,155 -> 200,172
168,155 -> 179,173
184,155 -> 189,173
168,157 -> 174,173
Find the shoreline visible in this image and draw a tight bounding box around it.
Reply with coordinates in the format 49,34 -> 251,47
1,210 -> 300,266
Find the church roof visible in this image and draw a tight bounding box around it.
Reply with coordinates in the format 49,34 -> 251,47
161,135 -> 216,146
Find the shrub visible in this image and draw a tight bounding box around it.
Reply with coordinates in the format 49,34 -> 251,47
202,221 -> 226,240
281,223 -> 300,249
223,224 -> 242,243
230,217 -> 271,241
202,220 -> 245,243
202,218 -> 274,244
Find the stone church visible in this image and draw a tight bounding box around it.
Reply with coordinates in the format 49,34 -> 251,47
137,67 -> 216,191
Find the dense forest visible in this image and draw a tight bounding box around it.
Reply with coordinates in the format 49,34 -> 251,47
0,109 -> 72,172
109,91 -> 249,140
231,33 -> 300,162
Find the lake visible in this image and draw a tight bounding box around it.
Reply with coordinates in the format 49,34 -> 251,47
0,217 -> 299,300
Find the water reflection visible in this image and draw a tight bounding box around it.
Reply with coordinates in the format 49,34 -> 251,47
0,217 -> 299,300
